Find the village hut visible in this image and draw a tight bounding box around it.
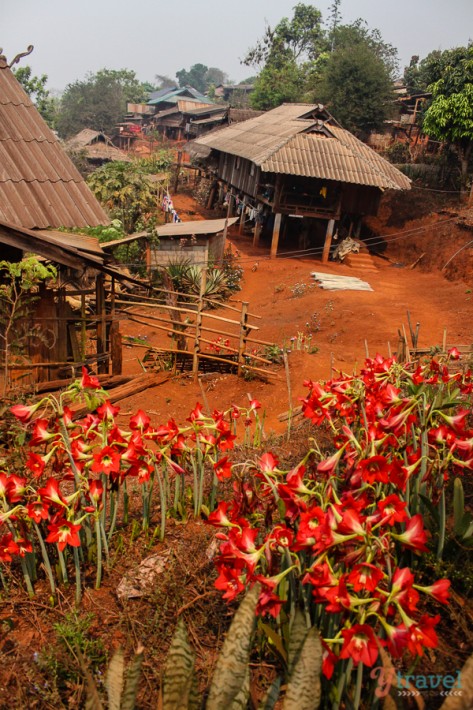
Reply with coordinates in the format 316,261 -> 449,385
0,50 -> 123,386
189,104 -> 411,260
66,129 -> 131,167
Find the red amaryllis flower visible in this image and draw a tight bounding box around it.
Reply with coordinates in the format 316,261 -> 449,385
267,524 -> 294,550
26,499 -> 50,523
322,642 -> 338,680
348,563 -> 384,592
16,538 -> 33,557
80,367 -> 101,389
6,475 -> 26,502
255,576 -> 284,618
46,519 -> 82,551
0,532 -> 20,561
324,576 -> 352,612
394,514 -> 429,553
37,477 -> 66,507
206,501 -> 238,527
10,402 -> 40,423
214,457 -> 232,481
340,624 -> 379,666
259,452 -> 279,472
187,403 -> 205,423
378,494 -> 408,526
129,410 -> 150,431
88,479 -> 104,506
25,452 -> 47,478
29,418 -> 54,445
90,446 -> 121,475
380,620 -> 409,658
357,456 -> 390,484
448,347 -> 461,360
249,399 -> 261,411
96,400 -> 120,420
214,559 -> 246,601
417,578 -> 451,604
404,614 -> 440,656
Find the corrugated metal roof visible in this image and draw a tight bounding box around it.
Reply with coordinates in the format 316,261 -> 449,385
192,103 -> 410,191
157,217 -> 238,237
261,132 -> 411,190
0,63 -> 109,229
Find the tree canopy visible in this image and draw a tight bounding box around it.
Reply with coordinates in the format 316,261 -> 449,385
56,68 -> 149,138
13,65 -> 58,127
175,64 -> 227,94
422,45 -> 473,187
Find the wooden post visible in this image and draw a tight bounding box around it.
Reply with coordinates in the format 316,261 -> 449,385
80,293 -> 87,360
96,274 -> 107,374
192,268 -> 207,380
253,219 -> 262,247
238,203 -> 245,235
173,150 -> 182,193
237,302 -> 249,376
206,180 -> 217,210
270,213 -> 282,258
322,219 -> 335,264
222,195 -> 232,248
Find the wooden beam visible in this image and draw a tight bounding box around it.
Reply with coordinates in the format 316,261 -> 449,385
253,220 -> 262,248
322,219 -> 336,264
270,213 -> 282,259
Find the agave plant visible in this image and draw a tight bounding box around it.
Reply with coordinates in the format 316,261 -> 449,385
183,266 -> 230,302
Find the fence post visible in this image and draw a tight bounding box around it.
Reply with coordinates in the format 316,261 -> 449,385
237,301 -> 249,376
193,268 -> 207,380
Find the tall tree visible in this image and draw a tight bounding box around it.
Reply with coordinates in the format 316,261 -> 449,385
313,22 -> 397,134
13,65 -> 58,126
56,68 -> 148,138
422,45 -> 473,189
245,3 -> 323,110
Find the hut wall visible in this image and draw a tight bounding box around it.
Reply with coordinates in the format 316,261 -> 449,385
340,184 -> 381,215
218,154 -> 259,197
150,237 -> 209,267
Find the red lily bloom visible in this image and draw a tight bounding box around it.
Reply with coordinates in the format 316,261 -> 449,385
10,402 -> 40,423
46,519 -> 82,551
80,367 -> 101,389
5,475 -> 26,503
417,578 -> 451,604
378,494 -> 408,526
96,400 -> 120,420
394,514 -> 429,553
25,452 -> 47,479
16,538 -> 33,557
26,499 -> 50,523
404,615 -> 440,656
348,563 -> 384,592
340,624 -> 379,667
88,479 -> 104,506
129,410 -> 151,431
214,559 -> 246,601
37,478 -> 66,508
322,642 -> 338,680
0,532 -> 20,561
29,418 -> 54,445
214,457 -> 232,481
357,456 -> 390,484
381,620 -> 409,658
324,576 -> 352,612
90,446 -> 121,475
259,452 -> 279,472
187,403 -> 205,423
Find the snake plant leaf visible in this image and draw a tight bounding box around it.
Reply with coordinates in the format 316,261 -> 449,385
287,609 -> 308,676
282,627 -> 322,710
206,583 -> 260,710
121,646 -> 144,710
106,648 -> 125,710
259,676 -> 282,710
454,478 -> 465,535
163,618 -> 199,710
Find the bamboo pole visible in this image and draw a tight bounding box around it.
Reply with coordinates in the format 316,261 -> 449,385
193,269 -> 206,379
237,302 -> 249,376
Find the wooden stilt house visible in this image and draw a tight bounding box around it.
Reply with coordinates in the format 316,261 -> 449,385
189,104 -> 411,260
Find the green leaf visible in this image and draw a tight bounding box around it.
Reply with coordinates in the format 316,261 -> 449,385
121,647 -> 144,710
453,478 -> 465,535
106,648 -> 125,710
163,618 -> 199,710
259,621 -> 287,664
283,627 -> 322,710
206,584 -> 260,710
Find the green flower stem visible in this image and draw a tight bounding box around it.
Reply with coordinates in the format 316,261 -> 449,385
437,488 -> 446,560
95,516 -> 102,589
33,521 -> 56,596
123,479 -> 129,525
156,465 -> 166,542
353,661 -> 363,710
73,546 -> 81,605
20,555 -> 35,597
58,547 -> 68,585
332,658 -> 353,710
107,489 -> 119,543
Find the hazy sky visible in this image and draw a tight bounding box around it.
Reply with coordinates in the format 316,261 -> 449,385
2,0 -> 472,92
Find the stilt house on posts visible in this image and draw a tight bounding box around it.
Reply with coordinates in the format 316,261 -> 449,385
189,104 -> 411,260
0,49 -> 123,388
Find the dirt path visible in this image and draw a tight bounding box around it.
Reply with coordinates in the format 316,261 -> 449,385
116,193 -> 473,436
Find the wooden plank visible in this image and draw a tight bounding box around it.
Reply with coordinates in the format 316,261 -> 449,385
70,372 -> 170,419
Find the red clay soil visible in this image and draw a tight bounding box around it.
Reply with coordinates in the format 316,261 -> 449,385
116,190 -> 473,437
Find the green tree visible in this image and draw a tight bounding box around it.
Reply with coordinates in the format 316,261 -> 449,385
56,68 -> 149,138
422,45 -> 473,189
12,65 -> 58,127
87,161 -> 159,234
250,57 -> 306,110
314,23 -> 396,134
243,2 -> 324,69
